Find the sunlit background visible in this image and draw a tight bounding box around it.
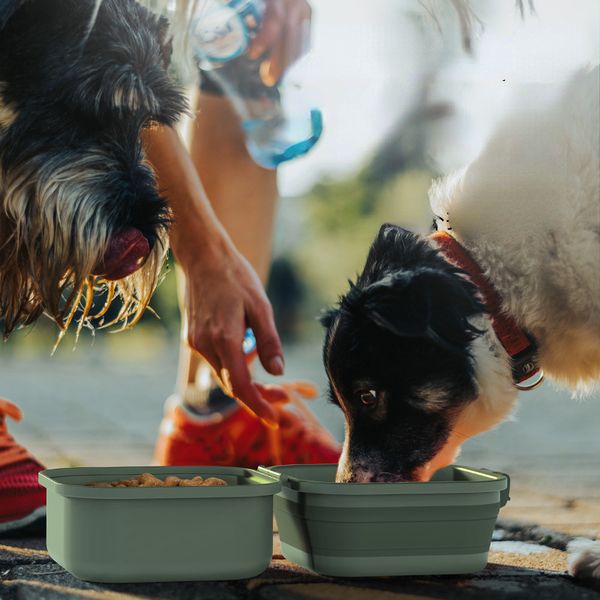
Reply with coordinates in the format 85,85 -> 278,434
3,1 -> 599,512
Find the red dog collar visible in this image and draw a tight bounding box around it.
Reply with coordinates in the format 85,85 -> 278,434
430,230 -> 543,389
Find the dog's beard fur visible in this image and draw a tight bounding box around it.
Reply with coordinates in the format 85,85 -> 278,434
0,150 -> 167,340
0,0 -> 187,340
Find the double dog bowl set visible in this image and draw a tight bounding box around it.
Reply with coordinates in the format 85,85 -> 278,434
39,463 -> 509,582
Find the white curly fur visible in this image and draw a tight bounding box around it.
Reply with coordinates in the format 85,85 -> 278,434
568,538 -> 600,580
430,65 -> 600,581
430,65 -> 600,390
461,317 -> 517,434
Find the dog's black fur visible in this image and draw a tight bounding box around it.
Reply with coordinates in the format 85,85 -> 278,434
0,0 -> 185,246
322,223 -> 486,482
0,0 -> 187,334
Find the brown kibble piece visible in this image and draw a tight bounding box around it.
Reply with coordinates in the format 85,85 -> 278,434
164,476 -> 181,487
144,480 -> 163,487
138,473 -> 163,487
178,479 -> 198,486
202,477 -> 227,486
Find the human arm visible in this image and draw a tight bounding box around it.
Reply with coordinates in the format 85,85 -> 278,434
142,124 -> 283,426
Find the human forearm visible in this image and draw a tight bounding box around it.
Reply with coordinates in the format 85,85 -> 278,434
191,92 -> 278,281
141,125 -> 232,265
141,123 -> 283,426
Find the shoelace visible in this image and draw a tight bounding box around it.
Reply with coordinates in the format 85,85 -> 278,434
0,398 -> 31,469
264,381 -> 339,465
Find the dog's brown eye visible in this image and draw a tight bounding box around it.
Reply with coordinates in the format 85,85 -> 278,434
359,390 -> 378,408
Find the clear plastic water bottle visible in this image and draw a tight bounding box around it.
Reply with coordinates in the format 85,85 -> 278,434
190,0 -> 323,169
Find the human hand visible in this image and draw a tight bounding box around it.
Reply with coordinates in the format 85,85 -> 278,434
180,238 -> 284,427
142,125 -> 283,426
248,0 -> 312,86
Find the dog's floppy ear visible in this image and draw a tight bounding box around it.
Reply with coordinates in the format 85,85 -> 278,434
354,268 -> 485,353
319,307 -> 339,329
362,271 -> 431,338
374,222 -> 414,244
361,223 -> 414,271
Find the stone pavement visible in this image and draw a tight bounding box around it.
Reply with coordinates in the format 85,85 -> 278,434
2,520 -> 600,600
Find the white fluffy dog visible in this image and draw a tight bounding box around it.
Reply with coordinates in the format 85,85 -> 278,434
431,64 -> 600,580
322,65 -> 599,582
431,65 -> 600,390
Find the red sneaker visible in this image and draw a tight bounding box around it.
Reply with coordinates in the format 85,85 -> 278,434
154,382 -> 341,468
0,399 -> 46,534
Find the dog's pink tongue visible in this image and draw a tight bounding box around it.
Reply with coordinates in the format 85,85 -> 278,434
97,227 -> 150,281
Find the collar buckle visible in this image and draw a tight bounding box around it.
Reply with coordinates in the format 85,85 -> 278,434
515,369 -> 545,391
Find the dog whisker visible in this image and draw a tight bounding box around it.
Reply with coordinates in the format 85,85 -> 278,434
51,285 -> 85,355
92,282 -> 116,321
75,277 -> 96,344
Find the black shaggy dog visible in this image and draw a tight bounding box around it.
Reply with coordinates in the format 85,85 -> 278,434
0,0 -> 186,337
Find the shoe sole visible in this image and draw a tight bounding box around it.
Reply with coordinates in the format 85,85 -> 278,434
0,505 -> 46,535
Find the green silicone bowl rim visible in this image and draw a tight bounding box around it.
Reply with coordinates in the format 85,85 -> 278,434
40,466 -> 281,500
258,464 -> 509,503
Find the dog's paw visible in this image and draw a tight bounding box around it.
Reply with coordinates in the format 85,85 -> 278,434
568,538 -> 600,581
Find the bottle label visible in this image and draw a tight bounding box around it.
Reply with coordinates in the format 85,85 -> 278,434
192,0 -> 264,63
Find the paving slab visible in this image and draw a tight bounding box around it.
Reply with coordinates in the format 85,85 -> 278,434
2,526 -> 600,600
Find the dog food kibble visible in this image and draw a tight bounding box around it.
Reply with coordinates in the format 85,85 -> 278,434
138,473 -> 163,487
87,473 -> 227,488
202,477 -> 228,486
164,476 -> 182,487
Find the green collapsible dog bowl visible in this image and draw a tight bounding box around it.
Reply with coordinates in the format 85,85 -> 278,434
39,466 -> 280,583
259,463 -> 509,577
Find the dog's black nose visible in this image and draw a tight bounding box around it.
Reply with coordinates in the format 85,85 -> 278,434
372,472 -> 411,483
337,461 -> 425,483
95,227 -> 150,281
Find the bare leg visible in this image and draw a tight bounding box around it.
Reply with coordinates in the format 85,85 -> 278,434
175,92 -> 278,403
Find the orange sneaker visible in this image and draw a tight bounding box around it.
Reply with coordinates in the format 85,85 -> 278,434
0,399 -> 46,534
154,382 -> 341,468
